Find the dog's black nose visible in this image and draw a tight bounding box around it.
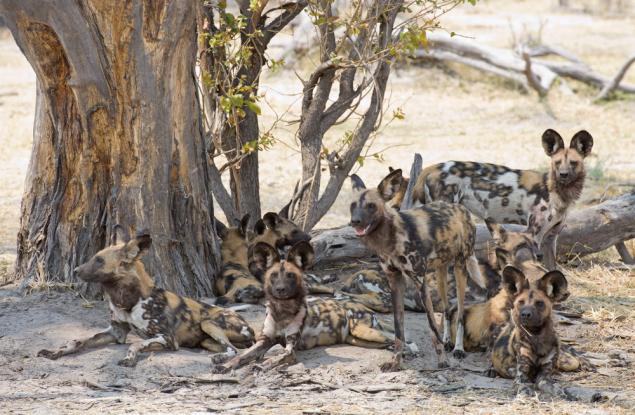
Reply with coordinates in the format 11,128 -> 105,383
350,219 -> 361,226
275,287 -> 286,296
536,252 -> 544,261
73,267 -> 79,274
520,309 -> 533,320
559,172 -> 569,178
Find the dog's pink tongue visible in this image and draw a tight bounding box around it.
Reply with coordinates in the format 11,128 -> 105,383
354,226 -> 366,236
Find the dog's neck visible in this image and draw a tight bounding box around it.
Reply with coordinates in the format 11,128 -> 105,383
361,212 -> 397,255
547,169 -> 585,208
102,261 -> 155,311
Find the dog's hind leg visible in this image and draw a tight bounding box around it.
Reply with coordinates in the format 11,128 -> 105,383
451,262 -> 468,359
417,274 -> 448,368
37,321 -> 129,360
434,264 -> 452,350
201,319 -> 241,364
347,312 -> 393,348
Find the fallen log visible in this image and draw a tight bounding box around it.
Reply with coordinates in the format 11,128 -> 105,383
312,192 -> 635,266
415,32 -> 635,98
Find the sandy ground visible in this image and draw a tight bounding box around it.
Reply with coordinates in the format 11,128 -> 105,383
1,0 -> 635,413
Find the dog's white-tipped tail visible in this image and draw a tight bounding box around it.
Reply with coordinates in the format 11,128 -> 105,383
467,255 -> 486,289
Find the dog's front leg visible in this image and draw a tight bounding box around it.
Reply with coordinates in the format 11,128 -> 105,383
381,269 -> 405,372
118,335 -> 170,367
256,332 -> 300,371
535,350 -> 568,399
514,349 -> 536,397
38,321 -> 129,360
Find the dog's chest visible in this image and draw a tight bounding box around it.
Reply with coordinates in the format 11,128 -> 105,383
109,294 -> 171,339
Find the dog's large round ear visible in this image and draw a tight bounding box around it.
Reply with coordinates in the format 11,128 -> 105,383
239,213 -> 251,237
542,129 -> 565,156
215,219 -> 229,239
248,242 -> 279,277
263,212 -> 280,230
570,130 -> 593,158
350,174 -> 366,192
485,218 -> 507,242
501,265 -> 527,296
537,270 -> 569,303
286,241 -> 315,271
253,218 -> 266,236
378,168 -> 403,201
124,234 -> 152,261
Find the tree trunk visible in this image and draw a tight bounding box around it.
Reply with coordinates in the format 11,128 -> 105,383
1,0 -> 220,297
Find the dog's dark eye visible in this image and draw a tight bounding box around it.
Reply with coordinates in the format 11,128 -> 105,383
535,301 -> 545,309
270,272 -> 278,280
555,161 -> 561,167
367,203 -> 376,210
350,202 -> 357,210
518,300 -> 525,306
570,161 -> 578,167
95,257 -> 104,266
286,272 -> 296,280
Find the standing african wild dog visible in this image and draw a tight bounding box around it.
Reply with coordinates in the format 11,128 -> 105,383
410,129 -> 593,269
37,231 -> 255,366
213,241 -> 393,373
214,214 -> 264,304
349,172 -> 485,371
491,265 -> 570,397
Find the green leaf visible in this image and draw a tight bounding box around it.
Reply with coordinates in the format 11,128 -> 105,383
245,100 -> 261,115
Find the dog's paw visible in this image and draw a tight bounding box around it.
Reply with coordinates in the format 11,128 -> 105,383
443,342 -> 454,352
37,349 -> 62,360
117,357 -> 137,367
515,384 -> 535,399
452,349 -> 466,360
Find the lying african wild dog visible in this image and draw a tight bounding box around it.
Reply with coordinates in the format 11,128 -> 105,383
349,171 -> 485,370
37,231 -> 255,366
249,211 -> 333,295
213,241 -> 393,373
410,129 -> 594,269
491,265 -> 570,397
214,214 -> 264,304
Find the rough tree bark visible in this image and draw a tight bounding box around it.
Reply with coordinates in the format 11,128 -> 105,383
1,0 -> 220,296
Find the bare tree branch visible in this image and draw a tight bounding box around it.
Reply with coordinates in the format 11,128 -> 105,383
594,53 -> 635,102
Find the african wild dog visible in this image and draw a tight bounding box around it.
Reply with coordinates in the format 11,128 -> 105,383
412,129 -> 594,269
249,211 -> 333,295
452,220 -> 582,375
214,214 -> 264,305
349,171 -> 485,370
212,242 -> 393,373
491,265 -> 569,397
449,219 -> 543,353
251,211 -> 311,253
37,231 -> 255,366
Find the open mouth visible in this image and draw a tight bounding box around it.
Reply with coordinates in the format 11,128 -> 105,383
353,224 -> 372,237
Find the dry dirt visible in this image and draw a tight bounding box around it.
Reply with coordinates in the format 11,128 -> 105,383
1,0 -> 635,413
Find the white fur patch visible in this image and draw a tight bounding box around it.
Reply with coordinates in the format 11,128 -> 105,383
110,298 -> 152,331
